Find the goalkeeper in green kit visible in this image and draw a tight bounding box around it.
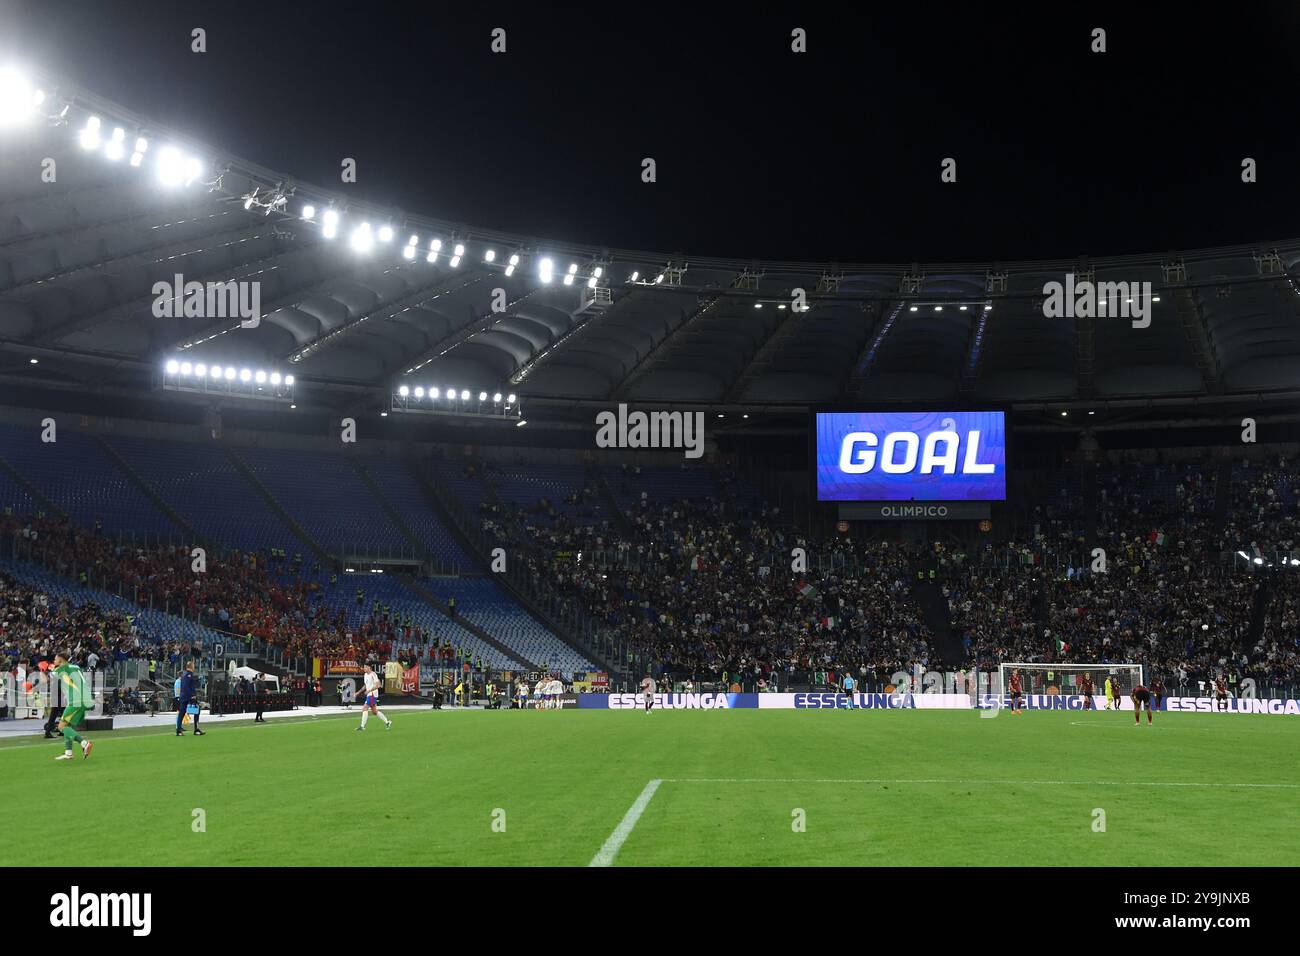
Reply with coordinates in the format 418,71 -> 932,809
51,652 -> 93,761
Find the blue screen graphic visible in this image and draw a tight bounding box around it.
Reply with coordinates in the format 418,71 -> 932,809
815,411 -> 1006,501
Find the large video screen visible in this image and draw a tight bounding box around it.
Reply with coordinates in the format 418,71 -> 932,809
815,410 -> 1007,502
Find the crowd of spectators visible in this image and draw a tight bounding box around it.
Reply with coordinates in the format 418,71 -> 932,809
5,448 -> 1300,695
0,567 -> 158,674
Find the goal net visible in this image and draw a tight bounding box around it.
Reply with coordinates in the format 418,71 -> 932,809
996,662 -> 1143,698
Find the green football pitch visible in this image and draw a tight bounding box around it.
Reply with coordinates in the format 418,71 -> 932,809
3,707 -> 1297,866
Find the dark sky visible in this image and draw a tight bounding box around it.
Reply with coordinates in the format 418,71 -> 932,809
2,0 -> 1297,263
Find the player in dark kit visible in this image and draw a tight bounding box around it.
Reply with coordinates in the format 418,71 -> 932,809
1008,669 -> 1024,714
1214,676 -> 1228,712
1149,677 -> 1164,710
1130,685 -> 1153,724
1079,672 -> 1095,709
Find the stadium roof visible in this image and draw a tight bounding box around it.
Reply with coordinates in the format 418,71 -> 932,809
4,70 -> 1300,428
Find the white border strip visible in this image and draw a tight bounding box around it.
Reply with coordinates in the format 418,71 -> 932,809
661,777 -> 1300,790
589,779 -> 662,867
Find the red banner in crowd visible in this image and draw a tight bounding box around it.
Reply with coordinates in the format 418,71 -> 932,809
401,664 -> 420,694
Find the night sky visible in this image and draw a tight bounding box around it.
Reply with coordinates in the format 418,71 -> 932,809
2,0 -> 1297,263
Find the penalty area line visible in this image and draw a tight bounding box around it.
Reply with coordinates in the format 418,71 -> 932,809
589,779 -> 661,867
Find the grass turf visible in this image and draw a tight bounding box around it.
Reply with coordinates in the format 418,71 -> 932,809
2,707 -> 1296,866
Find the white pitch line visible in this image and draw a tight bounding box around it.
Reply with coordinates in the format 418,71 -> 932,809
660,777 -> 1300,790
589,779 -> 662,867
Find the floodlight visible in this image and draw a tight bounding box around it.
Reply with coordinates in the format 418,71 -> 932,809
378,225 -> 394,243
414,386 -> 425,398
425,250 -> 436,262
180,362 -> 192,376
508,253 -> 520,266
428,387 -> 439,399
224,367 -> 236,381
402,245 -> 415,260
454,243 -> 465,257
504,264 -> 515,277
593,266 -> 603,278
460,389 -> 470,400
408,234 -> 418,246
284,375 -> 294,386
135,136 -> 149,153
629,271 -> 639,282
493,392 -> 502,402
399,385 -> 410,397
538,257 -> 554,283
754,303 -> 762,309
255,370 -> 267,384
506,393 -> 516,404
515,420 -> 527,427
79,116 -> 102,150
165,359 -> 180,375
655,273 -> 664,284
194,363 -> 207,377
430,238 -> 442,251
105,128 -> 126,161
350,222 -> 373,253
449,255 -> 461,267
239,368 -> 252,382
478,391 -> 487,401
244,195 -> 255,211
270,372 -> 281,385
484,249 -> 496,262
0,68 -> 37,127
209,365 -> 222,379
157,146 -> 186,185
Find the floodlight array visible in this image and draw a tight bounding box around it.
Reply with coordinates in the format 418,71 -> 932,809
161,359 -> 295,402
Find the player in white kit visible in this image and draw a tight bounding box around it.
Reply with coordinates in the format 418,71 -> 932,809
640,675 -> 656,713
356,665 -> 393,731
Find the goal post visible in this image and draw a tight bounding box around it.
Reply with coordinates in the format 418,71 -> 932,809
996,662 -> 1143,697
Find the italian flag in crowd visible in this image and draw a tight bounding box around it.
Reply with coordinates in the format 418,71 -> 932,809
1055,637 -> 1070,654
796,581 -> 817,599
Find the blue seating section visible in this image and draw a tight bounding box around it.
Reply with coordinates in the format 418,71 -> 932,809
417,576 -> 593,674
311,573 -> 526,670
0,424 -> 179,537
358,455 -> 472,570
106,434 -> 300,552
427,457 -> 491,510
237,447 -> 407,554
603,465 -> 716,510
